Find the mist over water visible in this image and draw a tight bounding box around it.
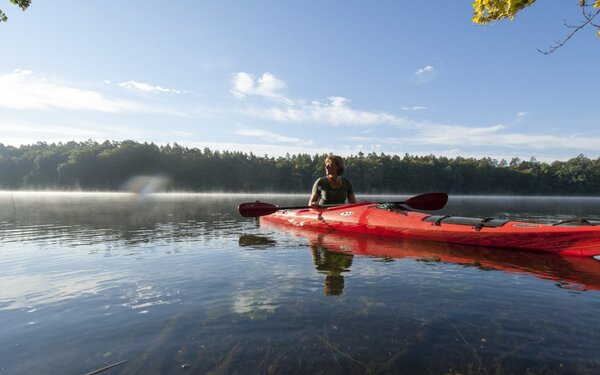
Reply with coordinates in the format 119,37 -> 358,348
1,192 -> 600,374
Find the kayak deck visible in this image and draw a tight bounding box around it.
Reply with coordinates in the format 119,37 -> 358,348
260,203 -> 600,257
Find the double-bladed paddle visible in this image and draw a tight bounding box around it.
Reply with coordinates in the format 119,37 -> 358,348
238,192 -> 448,218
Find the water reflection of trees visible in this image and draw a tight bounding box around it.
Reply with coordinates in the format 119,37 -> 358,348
238,234 -> 277,248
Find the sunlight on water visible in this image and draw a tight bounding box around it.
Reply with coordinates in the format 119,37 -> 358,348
0,271 -> 121,311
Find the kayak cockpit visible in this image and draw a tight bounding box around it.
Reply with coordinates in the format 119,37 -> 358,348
423,215 -> 509,230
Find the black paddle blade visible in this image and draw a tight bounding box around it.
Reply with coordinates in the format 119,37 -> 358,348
238,201 -> 279,217
404,192 -> 448,211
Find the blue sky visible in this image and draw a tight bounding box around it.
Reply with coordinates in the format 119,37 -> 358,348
1,1 -> 598,162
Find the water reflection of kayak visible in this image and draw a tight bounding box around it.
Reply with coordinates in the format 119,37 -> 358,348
261,220 -> 600,292
259,203 -> 600,257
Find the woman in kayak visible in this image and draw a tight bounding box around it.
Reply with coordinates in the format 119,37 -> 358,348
309,155 -> 357,208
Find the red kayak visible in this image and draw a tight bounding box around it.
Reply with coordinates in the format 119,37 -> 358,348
256,202 -> 600,257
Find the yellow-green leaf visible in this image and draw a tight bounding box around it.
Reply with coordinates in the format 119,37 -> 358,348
472,0 -> 536,24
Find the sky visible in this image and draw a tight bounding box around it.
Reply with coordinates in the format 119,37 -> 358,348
0,1 -> 599,162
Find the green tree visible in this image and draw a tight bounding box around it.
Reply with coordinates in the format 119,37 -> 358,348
472,0 -> 600,54
2,140 -> 600,195
1,0 -> 30,23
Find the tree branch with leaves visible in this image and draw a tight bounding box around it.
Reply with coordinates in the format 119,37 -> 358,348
472,0 -> 600,54
1,0 -> 31,23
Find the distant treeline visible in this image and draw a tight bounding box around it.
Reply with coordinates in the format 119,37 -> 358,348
1,140 -> 599,195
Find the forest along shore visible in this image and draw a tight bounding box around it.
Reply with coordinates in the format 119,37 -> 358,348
1,141 -> 599,195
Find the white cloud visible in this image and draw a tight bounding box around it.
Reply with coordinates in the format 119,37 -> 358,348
401,106 -> 428,111
0,118 -> 197,147
352,123 -> 600,152
118,80 -> 182,94
231,72 -> 290,103
329,96 -> 349,107
231,72 -> 254,99
412,65 -> 437,84
256,73 -> 286,97
227,71 -> 600,160
412,124 -> 508,145
242,96 -> 413,128
235,127 -> 313,145
0,121 -> 104,139
0,69 -> 145,112
415,65 -> 434,75
230,73 -> 414,127
516,112 -> 528,122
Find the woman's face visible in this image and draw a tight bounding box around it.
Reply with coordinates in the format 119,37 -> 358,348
325,160 -> 338,176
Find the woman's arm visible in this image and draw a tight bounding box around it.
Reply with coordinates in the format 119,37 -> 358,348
309,179 -> 322,208
345,178 -> 357,204
348,193 -> 357,204
309,192 -> 320,208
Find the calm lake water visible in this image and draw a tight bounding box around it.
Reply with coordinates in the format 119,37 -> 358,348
1,192 -> 600,375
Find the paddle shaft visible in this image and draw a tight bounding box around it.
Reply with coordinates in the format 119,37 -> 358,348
238,192 -> 448,218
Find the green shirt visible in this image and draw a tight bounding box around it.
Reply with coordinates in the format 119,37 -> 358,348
312,177 -> 354,205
